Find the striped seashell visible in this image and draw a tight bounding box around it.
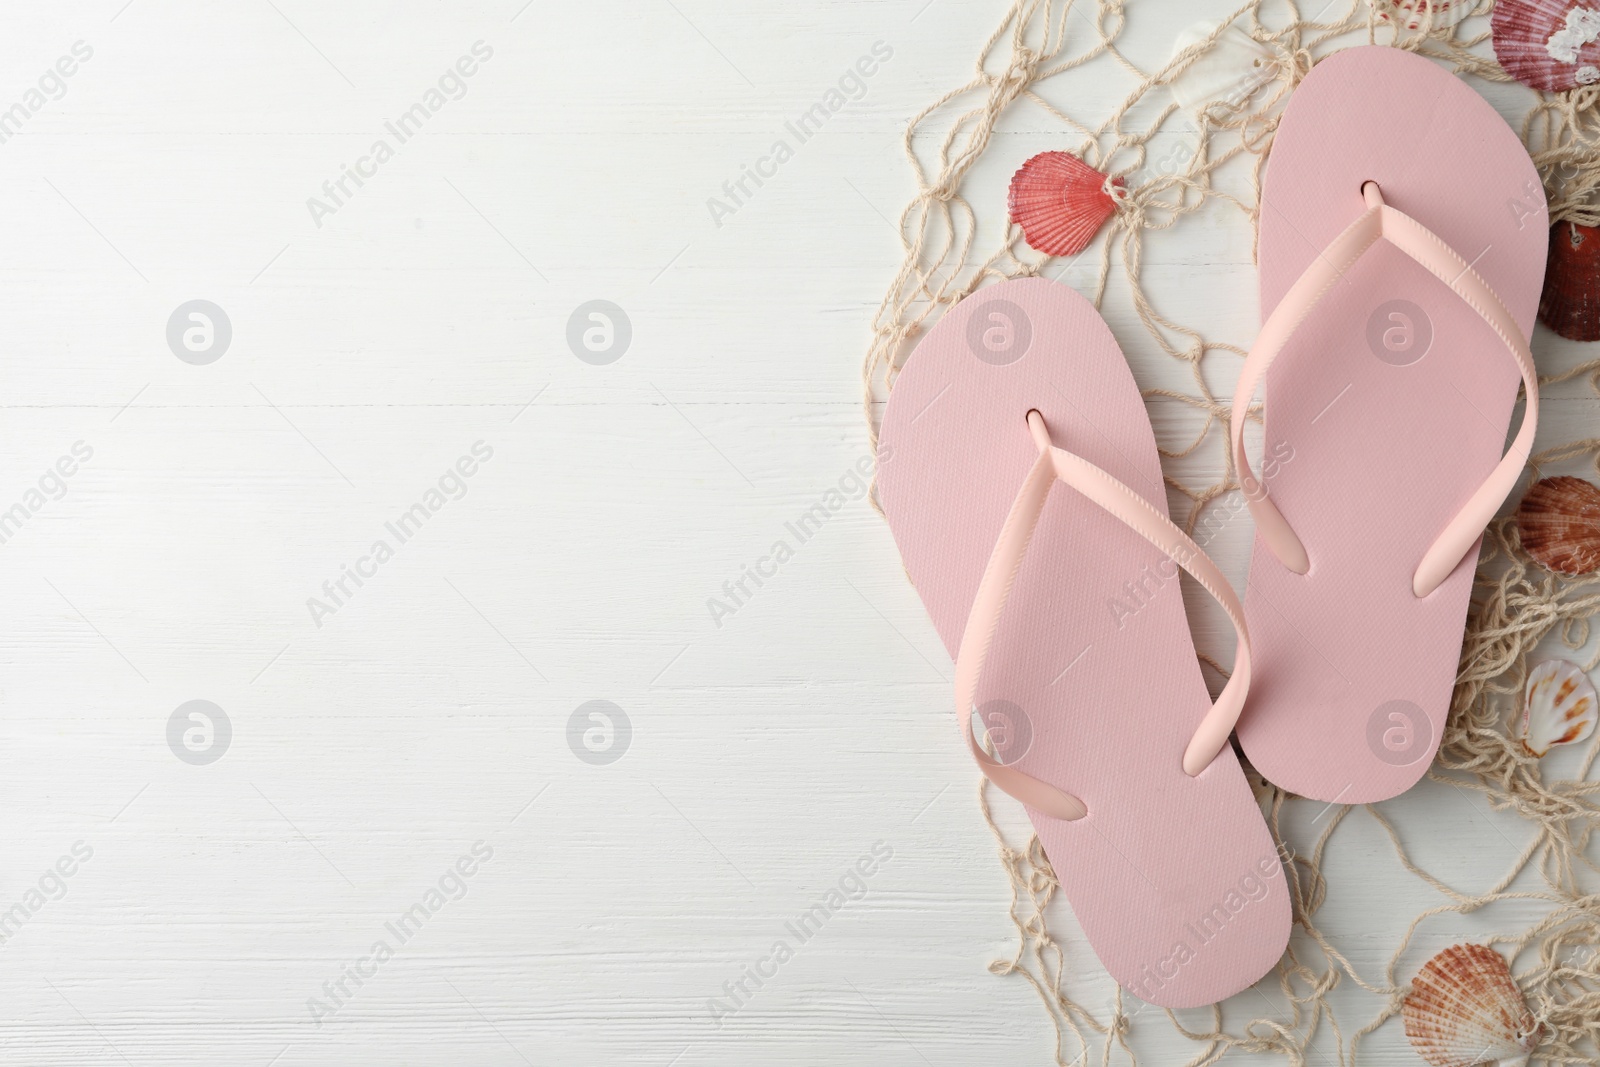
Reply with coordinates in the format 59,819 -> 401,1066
1007,152 -> 1121,258
1539,220 -> 1600,341
1519,658 -> 1598,757
1492,0 -> 1600,92
1403,944 -> 1541,1067
1516,476 -> 1600,576
1374,0 -> 1473,31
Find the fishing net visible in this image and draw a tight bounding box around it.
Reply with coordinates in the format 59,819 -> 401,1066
861,1 -> 1600,1062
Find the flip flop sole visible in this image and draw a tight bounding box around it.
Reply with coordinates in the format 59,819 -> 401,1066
1238,47 -> 1546,802
878,277 -> 1289,1009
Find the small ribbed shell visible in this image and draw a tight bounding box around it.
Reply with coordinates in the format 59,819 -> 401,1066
1516,475 -> 1600,576
1402,944 -> 1540,1067
1007,152 -> 1121,258
1519,658 -> 1599,757
1492,0 -> 1600,92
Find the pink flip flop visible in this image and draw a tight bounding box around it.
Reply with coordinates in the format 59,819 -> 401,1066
1231,46 -> 1545,803
877,277 -> 1290,1009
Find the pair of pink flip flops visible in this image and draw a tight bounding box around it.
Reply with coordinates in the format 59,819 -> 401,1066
876,47 -> 1546,1007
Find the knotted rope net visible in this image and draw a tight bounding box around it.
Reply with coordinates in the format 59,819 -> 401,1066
862,1 -> 1600,1062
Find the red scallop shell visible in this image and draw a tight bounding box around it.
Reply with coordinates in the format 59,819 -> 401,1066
1539,220 -> 1600,341
1007,151 -> 1121,258
1492,0 -> 1600,92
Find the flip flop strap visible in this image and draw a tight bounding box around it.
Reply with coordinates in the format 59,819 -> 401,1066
952,410 -> 1253,822
1231,182 -> 1540,598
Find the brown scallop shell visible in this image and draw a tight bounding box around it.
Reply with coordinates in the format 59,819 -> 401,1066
1402,944 -> 1540,1067
1539,220 -> 1600,342
1516,475 -> 1600,576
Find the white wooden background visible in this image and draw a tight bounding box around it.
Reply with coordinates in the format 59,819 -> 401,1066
0,1 -> 1594,1064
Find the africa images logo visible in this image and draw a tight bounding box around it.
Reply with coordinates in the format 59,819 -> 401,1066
705,41 -> 893,227
706,841 -> 893,1028
306,41 -> 495,228
306,442 -> 494,628
1128,845 -> 1291,1003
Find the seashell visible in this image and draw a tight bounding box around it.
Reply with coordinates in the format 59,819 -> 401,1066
1166,22 -> 1278,111
1516,476 -> 1600,576
1373,0 -> 1473,31
1492,0 -> 1600,92
1539,220 -> 1600,341
1518,658 -> 1598,756
1007,152 -> 1121,258
1403,944 -> 1541,1067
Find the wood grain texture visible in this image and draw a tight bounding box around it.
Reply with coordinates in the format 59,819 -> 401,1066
0,1 -> 1589,1064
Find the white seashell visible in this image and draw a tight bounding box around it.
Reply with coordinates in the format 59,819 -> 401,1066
1518,658 -> 1599,758
1166,22 -> 1278,111
1403,944 -> 1541,1067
